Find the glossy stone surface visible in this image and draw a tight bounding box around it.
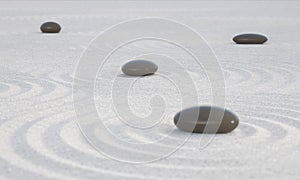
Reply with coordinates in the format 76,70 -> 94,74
40,22 -> 61,33
233,33 -> 268,44
174,106 -> 239,133
121,60 -> 158,76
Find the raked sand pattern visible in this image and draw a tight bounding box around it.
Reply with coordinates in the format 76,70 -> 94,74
1,1 -> 300,179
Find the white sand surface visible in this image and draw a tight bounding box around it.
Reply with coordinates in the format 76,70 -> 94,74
0,1 -> 300,179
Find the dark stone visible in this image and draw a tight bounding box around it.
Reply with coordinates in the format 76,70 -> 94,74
122,60 -> 158,76
40,22 -> 61,33
174,106 -> 239,133
233,33 -> 268,44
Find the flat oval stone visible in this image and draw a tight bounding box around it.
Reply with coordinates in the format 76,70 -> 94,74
174,106 -> 239,133
233,33 -> 268,44
122,60 -> 158,76
40,22 -> 61,33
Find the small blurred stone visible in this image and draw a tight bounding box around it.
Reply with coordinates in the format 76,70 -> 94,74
121,60 -> 158,76
40,22 -> 61,33
233,33 -> 268,44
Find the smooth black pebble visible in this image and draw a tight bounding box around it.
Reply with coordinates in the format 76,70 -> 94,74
233,33 -> 268,44
174,106 -> 239,133
40,22 -> 61,33
122,60 -> 158,76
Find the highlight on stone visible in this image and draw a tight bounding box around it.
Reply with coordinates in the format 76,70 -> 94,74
40,22 -> 61,33
174,106 -> 239,133
233,33 -> 268,44
121,60 -> 158,76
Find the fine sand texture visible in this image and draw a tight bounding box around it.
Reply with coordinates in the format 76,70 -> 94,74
0,1 -> 300,179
